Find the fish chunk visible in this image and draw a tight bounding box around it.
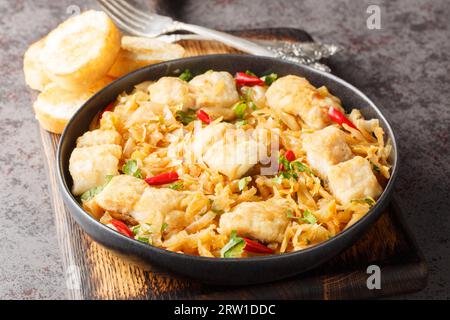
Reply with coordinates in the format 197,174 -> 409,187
219,197 -> 291,243
265,75 -> 344,129
95,175 -> 148,214
148,77 -> 195,111
69,144 -> 122,195
303,126 -> 353,178
191,122 -> 266,180
131,187 -> 186,224
189,71 -> 239,120
204,138 -> 264,180
328,156 -> 382,205
76,129 -> 121,147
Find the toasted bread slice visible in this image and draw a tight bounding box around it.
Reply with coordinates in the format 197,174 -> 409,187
33,77 -> 115,134
40,10 -> 121,91
23,38 -> 52,91
108,36 -> 185,78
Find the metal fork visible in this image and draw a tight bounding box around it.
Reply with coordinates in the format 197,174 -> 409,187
97,0 -> 275,57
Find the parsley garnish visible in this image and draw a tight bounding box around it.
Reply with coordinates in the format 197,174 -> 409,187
261,73 -> 278,85
235,120 -> 248,128
179,69 -> 193,81
161,223 -> 169,232
131,225 -> 140,235
273,175 -> 284,184
122,160 -> 142,178
220,230 -> 246,258
80,175 -> 114,201
137,236 -> 150,244
238,177 -> 252,191
372,162 -> 381,173
291,161 -> 313,175
176,109 -> 196,125
287,209 -> 317,224
168,181 -> 184,190
351,197 -> 376,207
301,210 -> 317,224
276,154 -> 315,182
233,102 -> 247,119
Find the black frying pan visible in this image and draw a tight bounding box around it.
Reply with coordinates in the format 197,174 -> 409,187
57,54 -> 399,285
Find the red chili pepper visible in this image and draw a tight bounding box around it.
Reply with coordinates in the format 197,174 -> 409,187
285,150 -> 296,162
110,219 -> 134,238
242,237 -> 274,254
278,163 -> 285,172
196,109 -> 212,124
328,106 -> 357,130
145,171 -> 179,185
99,102 -> 114,120
235,72 -> 265,87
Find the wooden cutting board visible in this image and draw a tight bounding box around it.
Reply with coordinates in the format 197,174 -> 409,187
39,28 -> 427,300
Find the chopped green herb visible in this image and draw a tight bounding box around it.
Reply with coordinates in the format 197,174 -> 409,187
351,197 -> 376,207
220,230 -> 245,258
245,70 -> 257,77
179,69 -> 193,81
273,175 -> 284,184
283,170 -> 298,180
137,236 -> 150,244
279,155 -> 290,171
372,163 -> 381,173
301,210 -> 317,224
291,161 -> 313,175
306,239 -> 311,245
122,160 -> 142,178
80,175 -> 114,201
248,101 -> 257,110
131,225 -> 140,235
211,208 -> 224,215
262,73 -> 278,85
168,181 -> 184,190
287,209 -> 317,224
235,120 -> 248,128
233,102 -> 247,119
238,177 -> 252,191
176,109 -> 196,125
161,223 -> 169,232
286,211 -> 297,219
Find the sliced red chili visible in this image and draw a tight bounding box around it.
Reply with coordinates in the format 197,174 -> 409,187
99,102 -> 114,120
235,72 -> 265,87
242,237 -> 274,254
328,106 -> 358,130
145,171 -> 179,185
285,150 -> 296,162
196,109 -> 212,124
110,219 -> 134,238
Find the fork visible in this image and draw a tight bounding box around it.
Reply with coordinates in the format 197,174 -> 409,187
97,0 -> 275,57
154,33 -> 340,72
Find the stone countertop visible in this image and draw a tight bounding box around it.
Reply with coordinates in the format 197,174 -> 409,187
0,0 -> 448,299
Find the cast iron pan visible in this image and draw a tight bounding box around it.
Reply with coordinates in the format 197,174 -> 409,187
57,54 -> 398,285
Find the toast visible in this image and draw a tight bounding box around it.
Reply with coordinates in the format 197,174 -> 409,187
33,77 -> 115,134
23,38 -> 51,91
40,10 -> 121,90
108,36 -> 185,78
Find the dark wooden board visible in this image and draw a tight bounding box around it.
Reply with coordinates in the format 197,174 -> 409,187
39,28 -> 427,300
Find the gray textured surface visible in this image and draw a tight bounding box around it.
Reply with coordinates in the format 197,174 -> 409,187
0,0 -> 448,299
